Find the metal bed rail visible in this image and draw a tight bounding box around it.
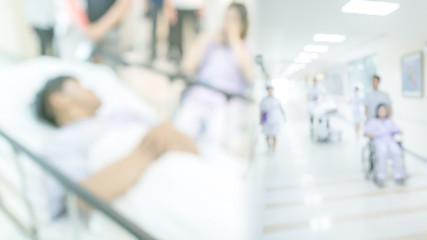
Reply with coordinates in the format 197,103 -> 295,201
95,49 -> 254,103
0,130 -> 156,240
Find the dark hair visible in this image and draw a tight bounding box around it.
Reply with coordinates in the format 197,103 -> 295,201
228,2 -> 249,39
372,75 -> 381,81
375,103 -> 387,118
34,76 -> 75,127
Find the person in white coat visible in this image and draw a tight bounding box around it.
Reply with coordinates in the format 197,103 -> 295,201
349,83 -> 365,138
260,86 -> 286,152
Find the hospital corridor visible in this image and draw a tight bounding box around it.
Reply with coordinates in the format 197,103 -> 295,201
2,0 -> 427,240
254,79 -> 427,239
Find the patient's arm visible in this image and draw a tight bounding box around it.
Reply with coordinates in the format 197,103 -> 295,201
79,144 -> 152,209
78,123 -> 198,209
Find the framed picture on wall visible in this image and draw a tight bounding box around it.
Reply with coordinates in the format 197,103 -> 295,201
402,51 -> 423,98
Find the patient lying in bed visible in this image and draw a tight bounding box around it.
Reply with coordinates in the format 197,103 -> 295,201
34,75 -> 199,218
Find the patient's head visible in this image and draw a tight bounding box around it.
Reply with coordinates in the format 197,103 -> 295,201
376,104 -> 388,119
34,76 -> 101,127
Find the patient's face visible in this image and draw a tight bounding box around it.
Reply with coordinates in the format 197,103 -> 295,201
61,79 -> 101,114
377,106 -> 387,119
223,7 -> 243,39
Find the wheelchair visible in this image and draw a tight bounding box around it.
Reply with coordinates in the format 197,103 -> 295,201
361,140 -> 376,179
361,137 -> 404,181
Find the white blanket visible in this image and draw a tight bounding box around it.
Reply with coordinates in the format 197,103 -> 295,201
90,151 -> 248,240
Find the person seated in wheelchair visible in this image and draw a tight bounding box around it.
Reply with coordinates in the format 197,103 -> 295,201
364,104 -> 406,186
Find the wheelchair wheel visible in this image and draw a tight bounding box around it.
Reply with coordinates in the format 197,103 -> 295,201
361,144 -> 374,179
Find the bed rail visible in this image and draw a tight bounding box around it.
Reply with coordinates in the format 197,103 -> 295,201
0,130 -> 156,240
95,49 -> 254,103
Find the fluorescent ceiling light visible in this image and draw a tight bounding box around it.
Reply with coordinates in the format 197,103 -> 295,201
294,52 -> 318,64
304,45 -> 329,53
313,34 -> 346,43
298,52 -> 319,59
294,56 -> 312,64
342,0 -> 400,16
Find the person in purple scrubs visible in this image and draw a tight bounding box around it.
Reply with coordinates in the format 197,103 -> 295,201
174,3 -> 253,146
364,104 -> 406,187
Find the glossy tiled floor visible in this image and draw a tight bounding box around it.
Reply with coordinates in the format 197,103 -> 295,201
256,100 -> 427,240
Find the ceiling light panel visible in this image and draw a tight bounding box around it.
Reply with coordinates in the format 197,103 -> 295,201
304,45 -> 329,53
298,52 -> 319,59
341,0 -> 400,16
294,57 -> 312,64
313,34 -> 346,43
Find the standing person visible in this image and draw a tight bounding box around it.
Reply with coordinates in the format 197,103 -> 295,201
364,75 -> 392,120
349,83 -> 365,138
25,0 -> 56,55
260,86 -> 286,153
147,0 -> 164,61
63,0 -> 132,57
84,0 -> 133,53
164,0 -> 205,63
364,104 -> 405,187
307,77 -> 326,102
174,2 -> 253,147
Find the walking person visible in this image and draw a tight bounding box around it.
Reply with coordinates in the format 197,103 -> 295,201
349,83 -> 365,138
260,86 -> 286,153
364,75 -> 392,120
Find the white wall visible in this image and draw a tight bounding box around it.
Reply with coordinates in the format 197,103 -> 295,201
377,34 -> 427,159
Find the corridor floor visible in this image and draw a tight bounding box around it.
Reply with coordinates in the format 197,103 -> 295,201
257,106 -> 427,240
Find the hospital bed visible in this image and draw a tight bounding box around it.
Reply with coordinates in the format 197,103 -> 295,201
309,98 -> 342,142
0,57 -> 249,240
